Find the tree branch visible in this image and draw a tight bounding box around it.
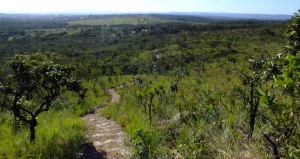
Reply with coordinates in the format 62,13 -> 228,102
34,96 -> 53,116
18,106 -> 34,117
34,89 -> 69,117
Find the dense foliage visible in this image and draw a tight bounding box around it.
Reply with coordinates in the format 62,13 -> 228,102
0,53 -> 83,142
0,11 -> 298,158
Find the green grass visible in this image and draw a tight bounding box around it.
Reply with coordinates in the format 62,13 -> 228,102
101,88 -> 161,158
0,15 -> 290,158
68,15 -> 173,26
0,110 -> 85,159
68,15 -> 210,26
0,79 -> 108,159
26,28 -> 82,37
101,75 -> 206,157
100,72 -> 274,158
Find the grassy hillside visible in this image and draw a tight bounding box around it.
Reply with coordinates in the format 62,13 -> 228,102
0,12 -> 299,158
68,15 -> 171,26
68,14 -> 211,26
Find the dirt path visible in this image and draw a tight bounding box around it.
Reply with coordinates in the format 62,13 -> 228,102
107,89 -> 121,104
79,88 -> 132,159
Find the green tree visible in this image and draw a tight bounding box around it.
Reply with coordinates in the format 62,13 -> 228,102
234,58 -> 266,138
260,9 -> 300,159
0,53 -> 82,142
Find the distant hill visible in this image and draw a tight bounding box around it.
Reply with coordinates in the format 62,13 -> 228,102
57,11 -> 292,21
0,11 -> 292,21
163,12 -> 292,20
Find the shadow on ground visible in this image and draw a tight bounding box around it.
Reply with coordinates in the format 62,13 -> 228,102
78,143 -> 107,159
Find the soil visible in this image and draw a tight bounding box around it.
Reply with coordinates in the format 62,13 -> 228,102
79,88 -> 132,159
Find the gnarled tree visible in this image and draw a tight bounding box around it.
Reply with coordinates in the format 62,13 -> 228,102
0,53 -> 82,142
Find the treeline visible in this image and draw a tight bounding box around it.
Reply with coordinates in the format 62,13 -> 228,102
0,15 -> 285,75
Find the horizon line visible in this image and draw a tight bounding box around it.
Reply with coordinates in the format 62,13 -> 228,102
0,10 -> 293,16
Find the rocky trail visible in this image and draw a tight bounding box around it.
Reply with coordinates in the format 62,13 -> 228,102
79,88 -> 132,159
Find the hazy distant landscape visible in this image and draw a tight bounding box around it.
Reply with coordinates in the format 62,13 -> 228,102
0,11 -> 293,20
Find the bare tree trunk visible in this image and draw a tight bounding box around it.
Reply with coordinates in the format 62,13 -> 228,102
143,102 -> 147,114
249,82 -> 259,138
264,134 -> 280,159
149,95 -> 154,125
30,118 -> 37,142
149,104 -> 152,125
249,112 -> 255,138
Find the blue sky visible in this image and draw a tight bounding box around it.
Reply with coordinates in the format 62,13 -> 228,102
0,0 -> 299,14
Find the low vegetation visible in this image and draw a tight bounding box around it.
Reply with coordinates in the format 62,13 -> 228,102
0,10 -> 299,158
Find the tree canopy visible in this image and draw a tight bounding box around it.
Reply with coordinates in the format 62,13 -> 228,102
0,53 -> 82,142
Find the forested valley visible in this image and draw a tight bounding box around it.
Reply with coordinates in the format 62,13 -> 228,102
0,11 -> 299,158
